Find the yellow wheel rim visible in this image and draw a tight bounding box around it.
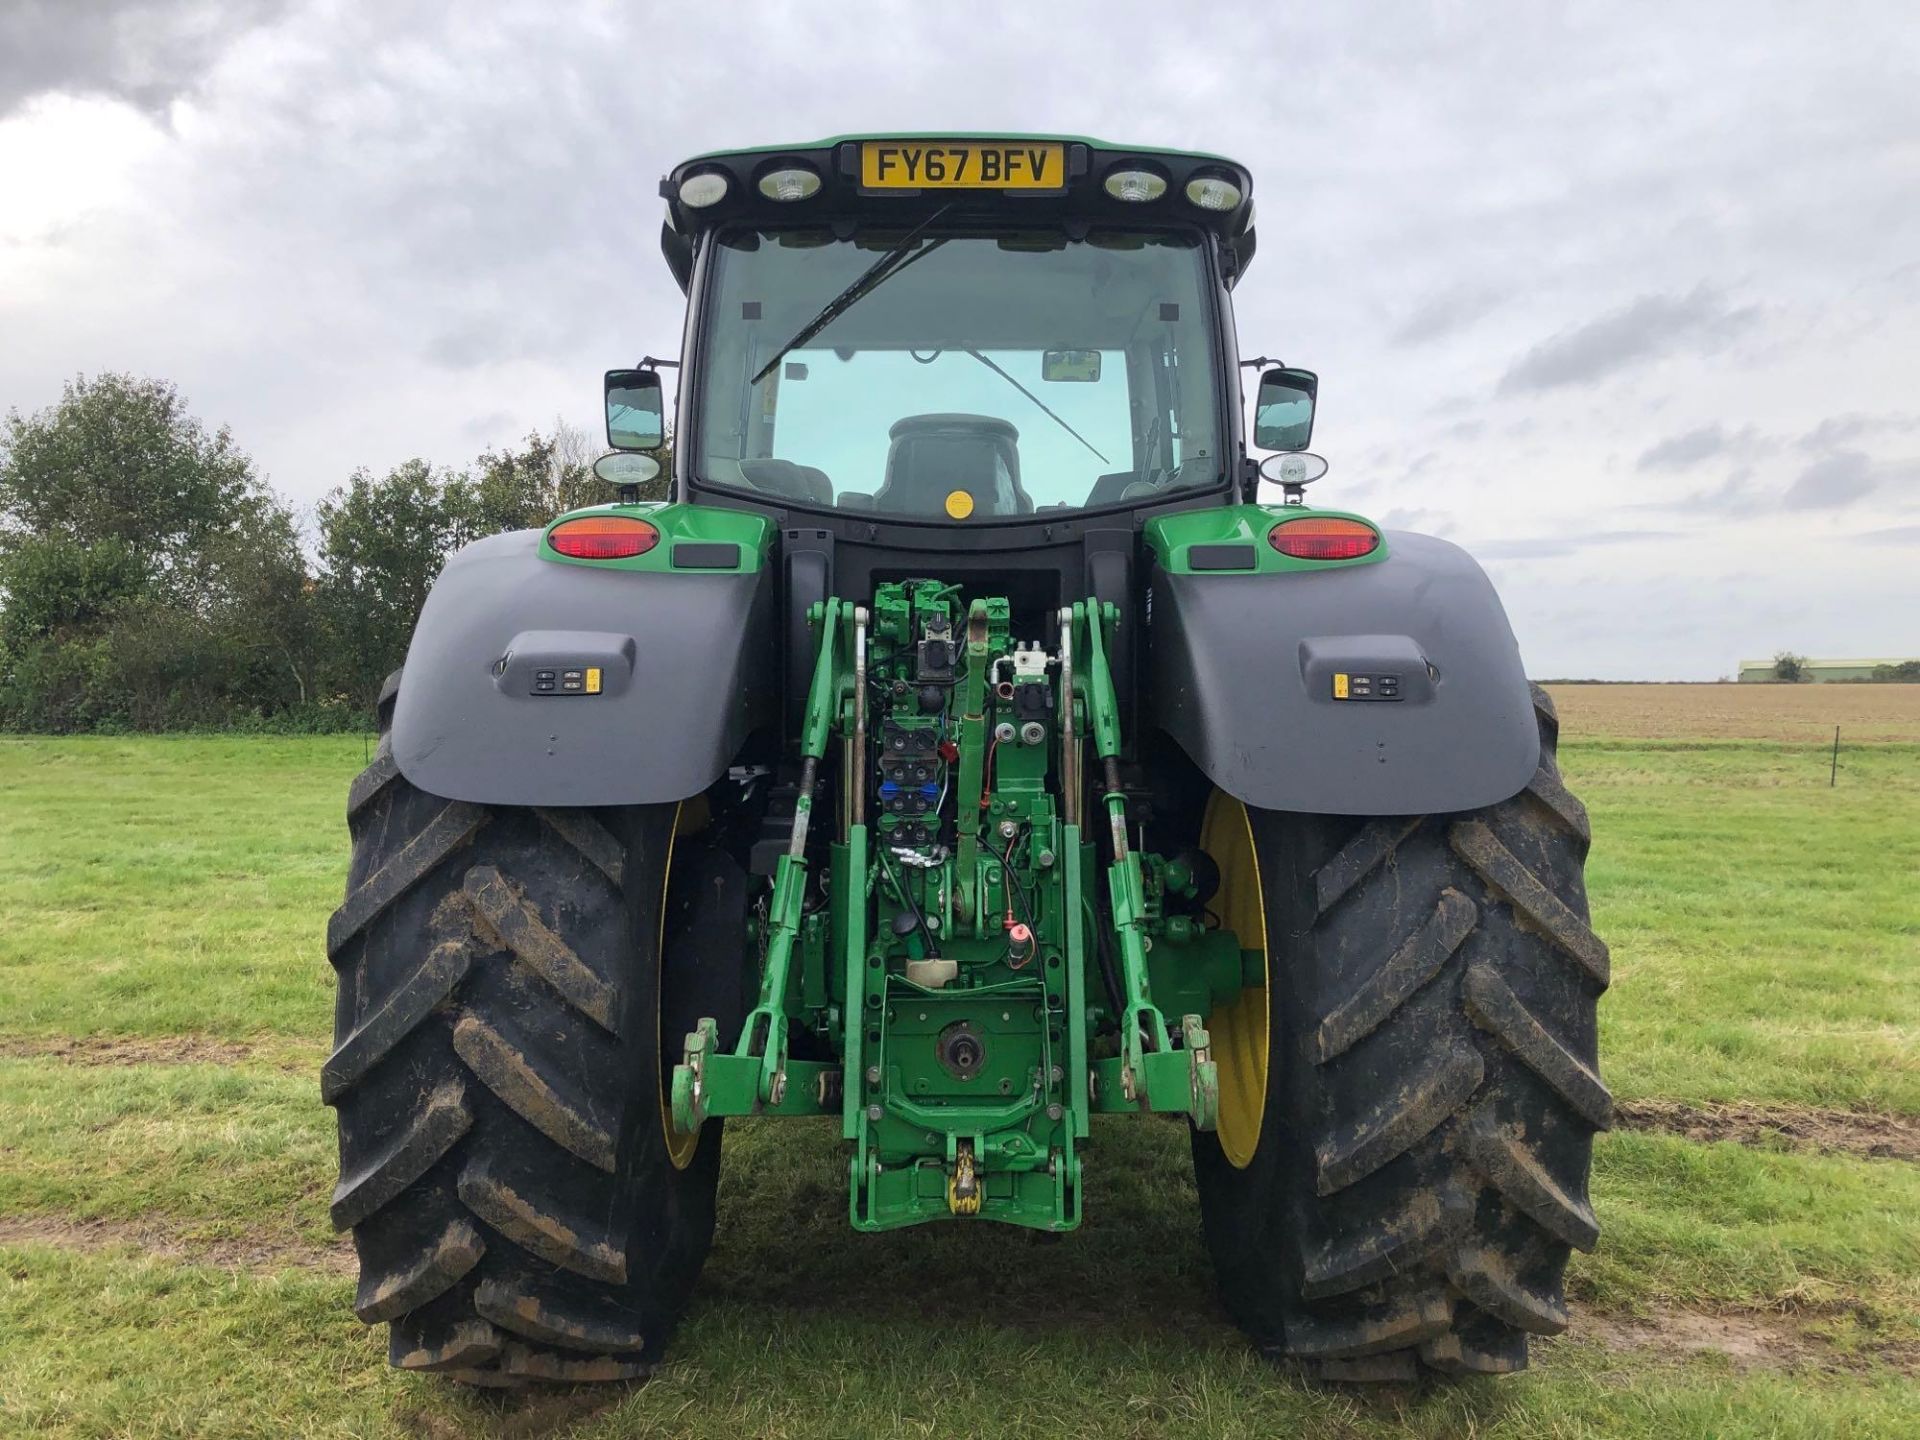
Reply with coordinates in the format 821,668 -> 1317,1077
660,802 -> 700,1171
1201,791 -> 1269,1168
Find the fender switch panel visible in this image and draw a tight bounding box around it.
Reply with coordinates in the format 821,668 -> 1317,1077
1299,634 -> 1433,705
496,630 -> 635,699
532,666 -> 603,696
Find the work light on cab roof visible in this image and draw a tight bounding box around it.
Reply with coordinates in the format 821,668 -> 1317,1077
326,130 -> 1607,1393
651,135 -> 1260,293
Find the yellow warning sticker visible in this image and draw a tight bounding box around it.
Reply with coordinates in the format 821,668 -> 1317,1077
585,667 -> 603,695
1333,672 -> 1350,700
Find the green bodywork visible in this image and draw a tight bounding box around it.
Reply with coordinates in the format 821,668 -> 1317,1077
535,485 -> 1385,1229
538,502 -> 775,574
667,577 -> 1248,1231
1145,504 -> 1390,575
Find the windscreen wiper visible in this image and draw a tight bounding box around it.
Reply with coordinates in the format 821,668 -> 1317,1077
964,350 -> 1110,465
749,205 -> 954,386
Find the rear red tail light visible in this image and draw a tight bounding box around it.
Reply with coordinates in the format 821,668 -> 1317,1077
1268,517 -> 1379,561
548,515 -> 660,560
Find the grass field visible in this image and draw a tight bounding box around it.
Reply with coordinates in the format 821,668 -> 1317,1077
1,686 -> 1917,1437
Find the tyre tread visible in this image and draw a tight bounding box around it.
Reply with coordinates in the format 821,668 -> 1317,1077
1313,818 -> 1422,915
353,1217 -> 485,1324
1448,819 -> 1610,985
451,1012 -> 618,1172
536,808 -> 626,886
1460,1104 -> 1601,1252
1313,888 -> 1477,1063
1444,1242 -> 1569,1335
389,1317 -> 502,1373
328,803 -> 486,958
461,863 -> 620,1033
457,1156 -> 628,1284
328,739 -> 730,1386
474,1277 -> 647,1353
1193,694 -> 1604,1382
1313,1043 -> 1482,1195
329,1080 -> 471,1230
322,933 -> 472,1104
1463,962 -> 1613,1130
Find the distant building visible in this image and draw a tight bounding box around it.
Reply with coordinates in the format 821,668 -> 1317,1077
1737,657 -> 1919,683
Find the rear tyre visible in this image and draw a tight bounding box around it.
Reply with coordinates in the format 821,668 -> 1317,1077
326,706 -> 747,1385
1192,685 -> 1610,1379
374,666 -> 403,733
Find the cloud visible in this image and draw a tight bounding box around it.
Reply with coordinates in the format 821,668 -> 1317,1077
1499,286 -> 1761,393
1660,471 -> 1769,517
1856,524 -> 1920,545
4,2 -> 1919,682
0,0 -> 289,120
1783,450 -> 1877,509
1642,443 -> 1920,517
1375,506 -> 1457,536
1795,413 -> 1920,451
1474,530 -> 1680,560
1637,423 -> 1742,471
1392,286 -> 1503,345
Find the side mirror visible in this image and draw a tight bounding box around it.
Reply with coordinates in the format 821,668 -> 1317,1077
604,368 -> 664,451
1254,366 -> 1317,451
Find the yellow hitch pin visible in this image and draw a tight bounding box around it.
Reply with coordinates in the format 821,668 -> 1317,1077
947,1141 -> 981,1215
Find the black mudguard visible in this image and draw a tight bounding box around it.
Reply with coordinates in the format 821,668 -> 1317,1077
1145,531 -> 1539,816
390,530 -> 776,807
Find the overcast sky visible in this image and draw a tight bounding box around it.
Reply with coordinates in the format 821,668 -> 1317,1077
2,0 -> 1916,678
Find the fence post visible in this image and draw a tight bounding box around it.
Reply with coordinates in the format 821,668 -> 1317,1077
1830,725 -> 1840,787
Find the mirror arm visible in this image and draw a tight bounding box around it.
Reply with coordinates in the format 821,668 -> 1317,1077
1240,455 -> 1263,501
638,356 -> 681,369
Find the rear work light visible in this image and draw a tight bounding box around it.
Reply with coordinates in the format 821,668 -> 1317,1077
1268,516 -> 1379,561
678,170 -> 729,208
1184,174 -> 1242,211
548,515 -> 660,560
757,165 -> 821,201
1103,167 -> 1167,202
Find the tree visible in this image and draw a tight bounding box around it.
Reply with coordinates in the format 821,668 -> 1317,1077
632,425 -> 674,503
314,459 -> 468,711
309,421 -> 669,712
451,419 -> 657,539
1870,660 -> 1920,683
466,418 -> 680,536
0,383 -> 669,729
1772,651 -> 1811,683
0,374 -> 316,729
1,373 -> 270,608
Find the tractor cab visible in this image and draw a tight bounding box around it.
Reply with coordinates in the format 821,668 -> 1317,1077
601,136 -> 1323,538
591,136 -> 1350,765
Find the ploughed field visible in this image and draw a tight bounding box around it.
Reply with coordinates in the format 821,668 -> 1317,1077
1,686 -> 1916,1438
1547,680 -> 1920,743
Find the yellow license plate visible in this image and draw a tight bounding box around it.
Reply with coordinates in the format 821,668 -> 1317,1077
861,140 -> 1065,190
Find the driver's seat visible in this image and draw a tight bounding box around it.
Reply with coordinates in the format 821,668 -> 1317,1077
876,414 -> 1029,517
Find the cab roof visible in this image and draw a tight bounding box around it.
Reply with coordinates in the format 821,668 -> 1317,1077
656,134 -> 1257,291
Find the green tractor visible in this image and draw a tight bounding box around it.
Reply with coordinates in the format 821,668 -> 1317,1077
326,135 -> 1608,1386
